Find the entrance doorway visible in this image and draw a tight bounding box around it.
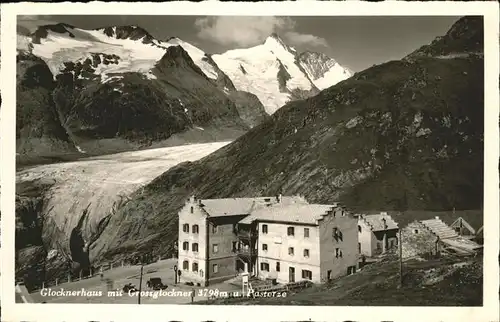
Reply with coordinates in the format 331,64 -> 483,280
289,267 -> 295,282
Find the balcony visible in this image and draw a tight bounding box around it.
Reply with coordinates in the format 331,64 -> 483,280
234,247 -> 257,257
237,230 -> 258,240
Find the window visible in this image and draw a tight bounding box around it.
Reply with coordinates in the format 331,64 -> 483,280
333,228 -> 343,242
212,225 -> 218,234
260,262 -> 270,271
192,262 -> 198,272
335,248 -> 342,258
287,227 -> 295,236
262,224 -> 268,234
232,241 -> 238,252
262,244 -> 268,251
190,206 -> 194,213
414,229 -> 419,234
276,262 -> 280,272
304,228 -> 310,238
358,225 -> 362,233
303,249 -> 310,258
302,270 -> 312,280
212,244 -> 219,253
183,260 -> 189,270
192,243 -> 199,252
358,242 -> 361,253
192,225 -> 199,234
182,241 -> 189,251
288,247 -> 294,255
213,264 -> 218,273
183,224 -> 189,233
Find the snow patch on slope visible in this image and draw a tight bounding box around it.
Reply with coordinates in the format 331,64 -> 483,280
167,37 -> 218,80
17,34 -> 32,52
31,28 -> 169,79
308,64 -> 352,90
298,51 -> 352,90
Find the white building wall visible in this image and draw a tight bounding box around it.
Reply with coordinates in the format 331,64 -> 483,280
177,202 -> 207,283
256,222 -> 321,283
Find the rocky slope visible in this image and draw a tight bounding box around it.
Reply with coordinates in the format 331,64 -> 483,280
16,16 -> 484,286
16,24 -> 269,160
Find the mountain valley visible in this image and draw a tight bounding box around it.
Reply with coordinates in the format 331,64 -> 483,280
14,16 -> 484,291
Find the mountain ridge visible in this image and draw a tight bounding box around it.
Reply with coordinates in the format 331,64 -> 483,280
16,22 -> 275,160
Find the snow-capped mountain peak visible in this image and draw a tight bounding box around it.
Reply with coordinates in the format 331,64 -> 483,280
263,33 -> 292,52
17,22 -> 352,115
212,33 -> 351,114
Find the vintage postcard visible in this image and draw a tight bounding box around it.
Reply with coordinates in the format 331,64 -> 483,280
1,1 -> 499,322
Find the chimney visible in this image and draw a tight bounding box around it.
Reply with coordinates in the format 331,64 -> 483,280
189,195 -> 195,203
435,216 -> 439,220
276,193 -> 282,203
382,217 -> 387,229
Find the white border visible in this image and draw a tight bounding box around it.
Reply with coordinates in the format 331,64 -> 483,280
1,2 -> 499,321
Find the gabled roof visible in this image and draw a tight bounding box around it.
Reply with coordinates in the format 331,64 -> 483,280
198,196 -> 308,218
420,218 -> 458,240
238,203 -> 338,225
359,212 -> 399,231
449,213 -> 484,232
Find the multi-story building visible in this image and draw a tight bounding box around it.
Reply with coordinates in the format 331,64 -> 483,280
239,203 -> 359,284
357,212 -> 399,257
177,195 -> 306,285
177,195 -> 358,286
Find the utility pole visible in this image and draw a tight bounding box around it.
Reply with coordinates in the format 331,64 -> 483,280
138,255 -> 144,304
399,228 -> 403,288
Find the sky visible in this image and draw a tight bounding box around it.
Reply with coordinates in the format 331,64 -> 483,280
17,15 -> 461,72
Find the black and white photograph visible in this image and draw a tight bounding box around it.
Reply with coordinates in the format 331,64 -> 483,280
1,1 -> 499,322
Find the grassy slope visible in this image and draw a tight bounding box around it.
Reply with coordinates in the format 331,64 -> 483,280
203,255 -> 482,306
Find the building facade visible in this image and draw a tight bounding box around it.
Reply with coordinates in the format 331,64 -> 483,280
239,203 -> 359,284
178,195 -> 359,285
358,212 -> 399,257
177,195 -> 306,285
